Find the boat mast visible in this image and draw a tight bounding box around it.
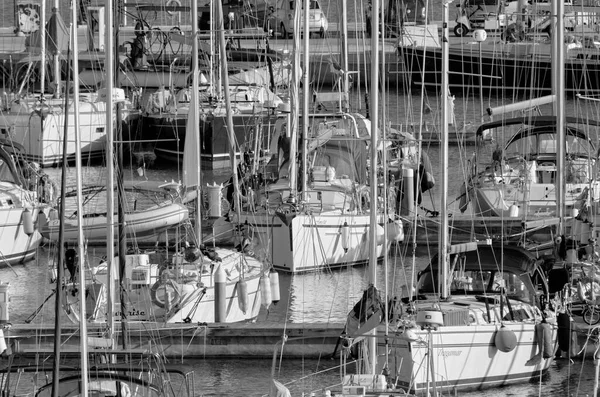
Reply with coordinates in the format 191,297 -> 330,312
40,0 -> 46,95
105,0 -> 116,348
368,0 -> 380,374
440,0 -> 450,299
116,9 -> 128,351
71,0 -> 89,392
301,0 -> 309,196
192,0 -> 202,239
216,0 -> 241,214
50,22 -> 72,397
52,0 -> 60,97
288,1 -> 301,202
552,0 -> 565,230
379,0 -> 389,368
340,0 -> 349,111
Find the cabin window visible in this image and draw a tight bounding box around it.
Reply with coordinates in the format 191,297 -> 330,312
449,270 -> 492,293
538,135 -> 556,154
492,271 -> 533,304
419,269 -> 493,294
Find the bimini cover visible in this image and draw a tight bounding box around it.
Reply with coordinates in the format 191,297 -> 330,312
228,85 -> 283,108
229,63 -> 293,90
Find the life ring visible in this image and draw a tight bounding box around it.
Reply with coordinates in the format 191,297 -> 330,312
166,0 -> 181,16
150,277 -> 182,309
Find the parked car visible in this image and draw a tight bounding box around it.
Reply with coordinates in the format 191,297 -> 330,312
266,0 -> 329,38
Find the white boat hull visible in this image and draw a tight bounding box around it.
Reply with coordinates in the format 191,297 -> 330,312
385,323 -> 555,393
64,249 -> 267,324
237,210 -> 390,273
39,202 -> 189,243
0,96 -> 136,167
0,205 -> 42,264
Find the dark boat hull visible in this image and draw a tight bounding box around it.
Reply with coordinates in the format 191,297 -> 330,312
143,112 -> 278,169
400,45 -> 600,94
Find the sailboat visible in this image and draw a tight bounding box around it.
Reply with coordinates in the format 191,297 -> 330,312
0,5 -> 138,167
144,79 -> 284,168
269,2 -> 558,395
225,0 -> 403,274
460,112 -> 600,219
36,190 -> 189,244
60,0 -> 270,325
0,143 -> 46,264
366,2 -> 557,394
139,4 -> 289,169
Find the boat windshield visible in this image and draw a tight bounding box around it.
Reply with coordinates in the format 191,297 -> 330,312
418,268 -> 534,304
505,131 -> 594,159
312,145 -> 360,182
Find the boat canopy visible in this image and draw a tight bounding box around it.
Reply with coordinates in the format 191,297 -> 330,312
417,245 -> 543,302
438,245 -> 540,273
477,115 -> 598,159
504,127 -> 596,160
476,115 -> 600,137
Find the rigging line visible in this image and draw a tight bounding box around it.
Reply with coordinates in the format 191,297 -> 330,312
298,208 -> 328,271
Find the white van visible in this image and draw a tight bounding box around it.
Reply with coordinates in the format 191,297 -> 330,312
266,0 -> 329,38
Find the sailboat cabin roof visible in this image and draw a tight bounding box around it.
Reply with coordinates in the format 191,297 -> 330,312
504,125 -> 595,160
476,116 -> 599,159
476,115 -> 600,137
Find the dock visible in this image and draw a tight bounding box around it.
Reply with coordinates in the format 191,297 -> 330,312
4,321 -> 345,359
0,24 -> 407,89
